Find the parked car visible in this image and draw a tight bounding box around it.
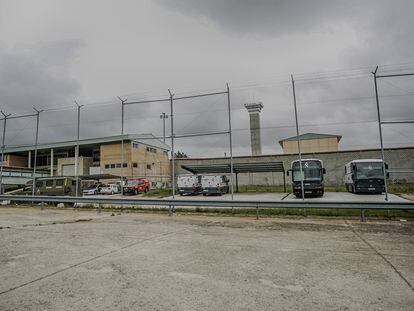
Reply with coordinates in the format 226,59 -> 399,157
100,184 -> 121,195
83,183 -> 105,195
177,174 -> 202,195
201,174 -> 229,196
123,178 -> 150,195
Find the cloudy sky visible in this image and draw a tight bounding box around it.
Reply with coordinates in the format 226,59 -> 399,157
0,0 -> 413,157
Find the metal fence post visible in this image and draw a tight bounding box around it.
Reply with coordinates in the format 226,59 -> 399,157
75,101 -> 84,198
32,108 -> 43,198
256,203 -> 259,220
372,67 -> 389,202
291,75 -> 306,216
0,111 -> 11,195
118,97 -> 128,196
168,90 -> 175,199
360,209 -> 365,222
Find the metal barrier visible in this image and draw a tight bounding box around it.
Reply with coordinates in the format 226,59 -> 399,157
1,195 -> 413,222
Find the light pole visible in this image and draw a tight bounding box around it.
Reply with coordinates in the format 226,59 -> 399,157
0,111 -> 11,194
160,112 -> 168,143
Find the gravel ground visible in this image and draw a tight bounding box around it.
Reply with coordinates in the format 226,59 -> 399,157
0,207 -> 413,310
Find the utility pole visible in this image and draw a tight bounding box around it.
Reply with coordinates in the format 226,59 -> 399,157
32,107 -> 43,197
291,75 -> 306,211
118,97 -> 127,195
160,112 -> 168,143
0,111 -> 11,194
75,101 -> 84,197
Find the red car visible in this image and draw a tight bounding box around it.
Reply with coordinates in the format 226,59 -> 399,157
123,178 -> 150,195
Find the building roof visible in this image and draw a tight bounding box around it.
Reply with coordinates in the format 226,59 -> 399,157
279,133 -> 342,146
4,133 -> 170,154
181,162 -> 285,174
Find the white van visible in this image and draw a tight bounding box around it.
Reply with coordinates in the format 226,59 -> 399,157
177,175 -> 202,195
201,174 -> 229,196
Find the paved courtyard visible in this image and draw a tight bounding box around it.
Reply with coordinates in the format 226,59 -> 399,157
0,207 -> 413,310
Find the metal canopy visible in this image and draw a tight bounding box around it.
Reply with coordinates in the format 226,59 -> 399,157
181,162 -> 285,174
181,162 -> 286,193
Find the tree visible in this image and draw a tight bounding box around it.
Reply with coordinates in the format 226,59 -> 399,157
174,150 -> 189,158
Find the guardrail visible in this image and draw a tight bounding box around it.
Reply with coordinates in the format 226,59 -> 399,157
1,195 -> 413,222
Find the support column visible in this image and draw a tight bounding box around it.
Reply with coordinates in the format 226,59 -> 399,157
28,150 -> 31,168
50,148 -> 54,176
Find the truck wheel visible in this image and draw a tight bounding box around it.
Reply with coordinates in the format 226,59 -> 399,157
144,188 -> 149,193
134,189 -> 138,195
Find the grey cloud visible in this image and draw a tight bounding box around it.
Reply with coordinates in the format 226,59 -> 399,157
0,40 -> 83,145
157,0 -> 370,37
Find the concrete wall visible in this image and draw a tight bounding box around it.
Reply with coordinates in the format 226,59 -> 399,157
175,147 -> 414,186
4,155 -> 28,167
100,142 -> 170,184
57,157 -> 93,176
281,137 -> 339,154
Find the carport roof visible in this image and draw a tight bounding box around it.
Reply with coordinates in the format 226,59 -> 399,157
181,162 -> 285,174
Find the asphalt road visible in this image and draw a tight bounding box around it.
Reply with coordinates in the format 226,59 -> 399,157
0,207 -> 413,310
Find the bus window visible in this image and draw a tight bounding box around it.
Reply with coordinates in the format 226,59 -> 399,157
36,181 -> 43,188
46,180 -> 54,187
56,179 -> 64,186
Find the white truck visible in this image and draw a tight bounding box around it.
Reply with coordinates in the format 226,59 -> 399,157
177,175 -> 202,196
201,174 -> 229,196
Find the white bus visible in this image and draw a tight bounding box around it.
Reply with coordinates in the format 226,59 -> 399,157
344,159 -> 388,194
287,159 -> 326,198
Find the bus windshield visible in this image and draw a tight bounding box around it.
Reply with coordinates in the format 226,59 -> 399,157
292,161 -> 322,182
356,162 -> 384,179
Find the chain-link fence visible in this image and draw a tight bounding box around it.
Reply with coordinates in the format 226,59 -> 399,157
1,65 -> 413,198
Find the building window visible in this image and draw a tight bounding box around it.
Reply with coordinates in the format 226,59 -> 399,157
122,163 -> 127,168
110,164 -> 115,169
146,164 -> 152,170
146,146 -> 157,153
105,164 -> 110,169
133,162 -> 138,168
116,163 -> 121,168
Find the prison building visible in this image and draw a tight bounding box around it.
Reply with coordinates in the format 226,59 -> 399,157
279,133 -> 342,154
1,134 -> 171,187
